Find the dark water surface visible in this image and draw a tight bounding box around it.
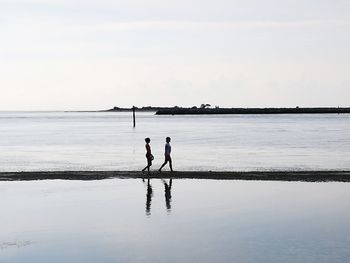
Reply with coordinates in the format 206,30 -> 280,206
0,179 -> 350,262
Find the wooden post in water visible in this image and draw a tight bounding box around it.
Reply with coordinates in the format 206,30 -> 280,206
132,106 -> 136,127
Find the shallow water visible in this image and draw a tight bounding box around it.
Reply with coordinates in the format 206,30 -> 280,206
0,111 -> 349,171
0,179 -> 350,263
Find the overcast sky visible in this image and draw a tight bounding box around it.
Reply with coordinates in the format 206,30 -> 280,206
0,0 -> 349,110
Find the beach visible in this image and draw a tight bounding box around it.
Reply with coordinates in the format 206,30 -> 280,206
1,170 -> 350,182
2,1 -> 350,261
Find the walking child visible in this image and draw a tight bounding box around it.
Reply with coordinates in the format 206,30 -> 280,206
142,137 -> 153,174
159,137 -> 173,172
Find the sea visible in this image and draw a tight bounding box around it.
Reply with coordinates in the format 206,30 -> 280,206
0,111 -> 349,171
1,111 -> 350,263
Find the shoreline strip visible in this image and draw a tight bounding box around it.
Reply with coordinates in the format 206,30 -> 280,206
0,171 -> 350,182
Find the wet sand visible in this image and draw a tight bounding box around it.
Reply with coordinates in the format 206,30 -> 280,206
0,171 -> 350,182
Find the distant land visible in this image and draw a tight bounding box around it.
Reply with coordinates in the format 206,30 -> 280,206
103,106 -> 350,115
103,106 -> 168,112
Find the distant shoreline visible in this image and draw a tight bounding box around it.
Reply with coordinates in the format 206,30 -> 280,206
99,107 -> 350,115
155,107 -> 350,115
1,171 -> 350,182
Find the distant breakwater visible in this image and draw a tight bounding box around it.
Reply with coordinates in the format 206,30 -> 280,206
155,107 -> 350,115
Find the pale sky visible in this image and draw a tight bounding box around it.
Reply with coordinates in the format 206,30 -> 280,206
0,0 -> 349,110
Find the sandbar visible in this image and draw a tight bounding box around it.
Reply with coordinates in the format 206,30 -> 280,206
0,171 -> 349,182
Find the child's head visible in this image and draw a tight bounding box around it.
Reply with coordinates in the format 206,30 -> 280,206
166,137 -> 171,143
145,137 -> 151,143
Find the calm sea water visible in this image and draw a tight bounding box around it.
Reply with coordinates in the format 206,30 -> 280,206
0,179 -> 349,263
0,111 -> 349,171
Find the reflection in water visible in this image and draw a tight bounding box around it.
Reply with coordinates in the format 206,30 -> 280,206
145,178 -> 153,216
162,179 -> 172,212
2,179 -> 350,263
144,179 -> 173,215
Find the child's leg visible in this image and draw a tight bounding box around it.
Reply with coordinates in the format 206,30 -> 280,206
159,159 -> 168,171
169,158 -> 173,172
143,158 -> 152,172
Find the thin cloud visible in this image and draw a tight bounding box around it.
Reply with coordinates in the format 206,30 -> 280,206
77,19 -> 350,32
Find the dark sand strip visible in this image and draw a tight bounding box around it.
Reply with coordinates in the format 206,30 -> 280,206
0,171 -> 350,182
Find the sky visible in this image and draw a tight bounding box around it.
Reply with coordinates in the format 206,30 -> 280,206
0,0 -> 349,110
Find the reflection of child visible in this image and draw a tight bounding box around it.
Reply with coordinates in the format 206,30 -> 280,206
142,138 -> 153,174
162,179 -> 173,211
146,178 -> 153,215
159,137 -> 173,172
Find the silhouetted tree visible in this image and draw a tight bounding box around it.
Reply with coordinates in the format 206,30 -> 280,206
200,103 -> 211,109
